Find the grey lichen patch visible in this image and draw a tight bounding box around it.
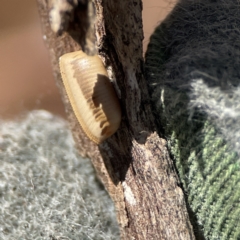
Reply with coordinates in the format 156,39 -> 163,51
0,110 -> 119,240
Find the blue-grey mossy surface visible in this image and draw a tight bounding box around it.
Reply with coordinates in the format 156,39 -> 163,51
145,0 -> 240,239
0,110 -> 119,240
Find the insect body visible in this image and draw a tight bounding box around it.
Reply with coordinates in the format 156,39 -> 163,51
59,50 -> 121,144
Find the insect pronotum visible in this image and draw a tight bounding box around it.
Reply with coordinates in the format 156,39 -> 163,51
59,50 -> 121,144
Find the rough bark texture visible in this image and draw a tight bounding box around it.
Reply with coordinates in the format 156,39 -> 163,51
36,0 -> 196,239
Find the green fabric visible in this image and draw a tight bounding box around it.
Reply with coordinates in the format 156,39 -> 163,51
145,1 -> 240,239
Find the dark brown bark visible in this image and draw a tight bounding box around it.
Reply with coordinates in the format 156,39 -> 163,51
36,0 -> 195,239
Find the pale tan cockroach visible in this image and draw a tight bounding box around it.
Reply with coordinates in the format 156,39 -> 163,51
59,50 -> 121,144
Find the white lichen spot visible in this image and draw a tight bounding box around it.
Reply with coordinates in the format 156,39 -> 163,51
49,6 -> 61,33
122,181 -> 136,206
106,65 -> 121,98
49,0 -> 78,33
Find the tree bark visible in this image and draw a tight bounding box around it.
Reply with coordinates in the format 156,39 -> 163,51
36,0 -> 196,239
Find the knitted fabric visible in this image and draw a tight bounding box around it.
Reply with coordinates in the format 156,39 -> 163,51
0,110 -> 119,240
145,0 -> 240,239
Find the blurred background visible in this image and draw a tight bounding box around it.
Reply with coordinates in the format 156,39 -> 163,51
0,0 -> 176,120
